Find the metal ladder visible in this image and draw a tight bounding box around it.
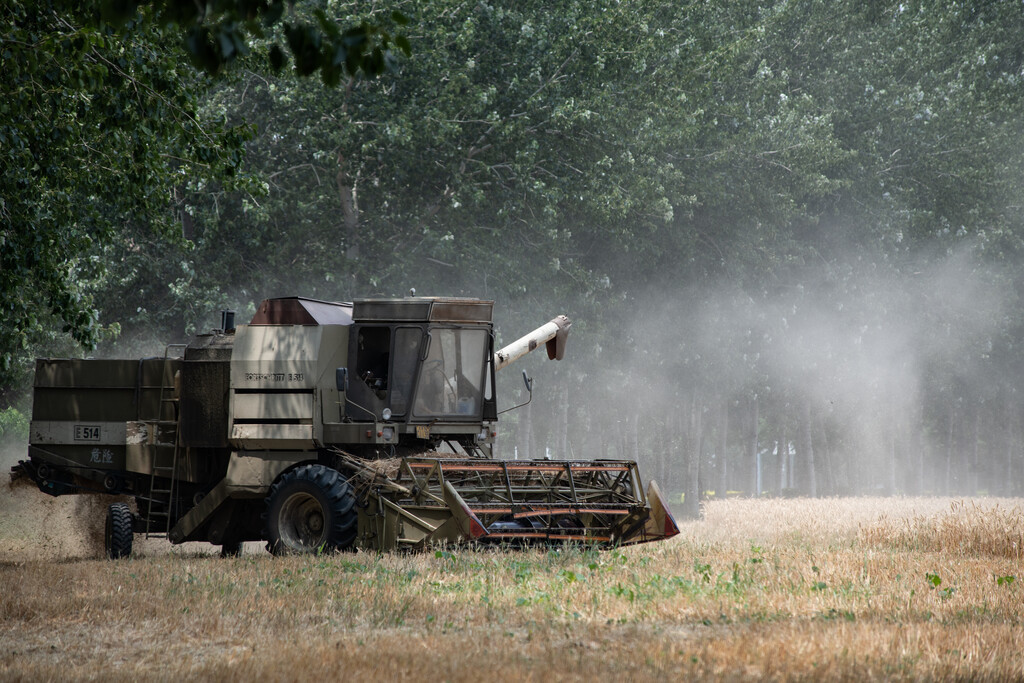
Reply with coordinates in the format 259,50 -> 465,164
145,344 -> 187,539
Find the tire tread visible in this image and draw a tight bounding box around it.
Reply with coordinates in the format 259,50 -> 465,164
264,464 -> 357,555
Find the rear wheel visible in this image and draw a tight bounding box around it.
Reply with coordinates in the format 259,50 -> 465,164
105,503 -> 133,559
264,464 -> 357,555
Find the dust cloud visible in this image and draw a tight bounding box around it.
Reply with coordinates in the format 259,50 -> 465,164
513,244 -> 1020,499
0,436 -> 130,561
1,484 -> 108,563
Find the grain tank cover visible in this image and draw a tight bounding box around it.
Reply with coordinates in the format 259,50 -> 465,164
353,298 -> 493,323
250,297 -> 354,326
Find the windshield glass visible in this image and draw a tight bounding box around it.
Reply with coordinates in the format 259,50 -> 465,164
389,327 -> 421,416
413,328 -> 488,418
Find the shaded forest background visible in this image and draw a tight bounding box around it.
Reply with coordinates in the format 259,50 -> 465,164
4,0 -> 1024,514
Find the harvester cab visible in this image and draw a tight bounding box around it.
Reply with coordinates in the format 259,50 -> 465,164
218,297 -> 499,461
337,297 -> 498,455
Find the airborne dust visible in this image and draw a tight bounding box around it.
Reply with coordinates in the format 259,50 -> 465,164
1,442 -> 112,561
508,244 -> 1018,499
0,244 -> 1019,560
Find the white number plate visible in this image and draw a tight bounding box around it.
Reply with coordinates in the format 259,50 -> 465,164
74,425 -> 101,441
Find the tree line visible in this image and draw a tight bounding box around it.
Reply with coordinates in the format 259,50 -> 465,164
3,1 -> 1024,509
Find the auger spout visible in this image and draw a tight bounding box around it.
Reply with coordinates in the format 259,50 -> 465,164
493,315 -> 571,371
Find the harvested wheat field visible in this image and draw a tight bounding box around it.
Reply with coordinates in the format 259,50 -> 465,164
2,490 -> 1023,681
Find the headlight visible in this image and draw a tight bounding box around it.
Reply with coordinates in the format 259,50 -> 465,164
382,408 -> 392,421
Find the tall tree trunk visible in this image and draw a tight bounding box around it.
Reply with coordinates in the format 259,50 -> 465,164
1005,402 -> 1017,496
662,407 -> 681,497
970,407 -> 980,495
520,398 -> 532,461
173,185 -> 194,240
909,403 -> 923,495
680,391 -> 702,519
717,400 -> 729,499
816,416 -> 836,496
337,152 -> 360,260
944,403 -> 955,494
558,384 -> 570,459
795,398 -> 816,497
778,425 -> 788,494
748,395 -> 759,497
698,408 -> 708,500
630,410 -> 641,462
888,412 -> 898,495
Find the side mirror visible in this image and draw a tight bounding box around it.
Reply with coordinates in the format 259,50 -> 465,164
335,367 -> 349,393
499,370 -> 534,417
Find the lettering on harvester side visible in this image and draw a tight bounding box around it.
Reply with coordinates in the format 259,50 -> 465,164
244,373 -> 305,382
89,448 -> 113,464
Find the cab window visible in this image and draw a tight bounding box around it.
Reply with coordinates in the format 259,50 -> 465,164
413,328 -> 488,418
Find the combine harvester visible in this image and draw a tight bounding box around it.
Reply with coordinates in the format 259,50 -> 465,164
13,296 -> 678,557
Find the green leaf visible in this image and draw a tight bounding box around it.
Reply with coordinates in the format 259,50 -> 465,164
268,44 -> 287,72
395,35 -> 411,57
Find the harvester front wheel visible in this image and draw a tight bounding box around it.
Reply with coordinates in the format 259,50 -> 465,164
265,464 -> 357,555
105,503 -> 133,559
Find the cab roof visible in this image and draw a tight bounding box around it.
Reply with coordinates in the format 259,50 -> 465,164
250,297 -> 353,326
250,296 -> 493,326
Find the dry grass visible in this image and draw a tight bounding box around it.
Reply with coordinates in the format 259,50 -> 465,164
2,495 -> 1023,681
859,499 -> 1024,559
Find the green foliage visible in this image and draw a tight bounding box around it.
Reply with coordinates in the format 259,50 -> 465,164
0,407 -> 29,446
99,0 -> 411,83
0,0 -> 253,392
926,572 -> 955,600
4,0 -> 1024,502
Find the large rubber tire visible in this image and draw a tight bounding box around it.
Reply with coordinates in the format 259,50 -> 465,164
105,503 -> 133,559
264,464 -> 357,556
